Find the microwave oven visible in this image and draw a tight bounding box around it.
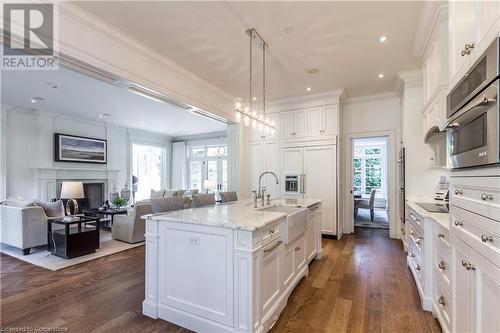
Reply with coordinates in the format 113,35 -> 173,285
445,37 -> 499,169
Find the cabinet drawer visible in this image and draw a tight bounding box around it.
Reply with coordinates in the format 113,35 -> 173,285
409,241 -> 424,289
408,208 -> 424,235
408,223 -> 424,257
450,176 -> 500,222
433,277 -> 452,333
262,222 -> 281,245
451,206 -> 500,267
433,221 -> 450,253
294,236 -> 306,273
434,243 -> 451,288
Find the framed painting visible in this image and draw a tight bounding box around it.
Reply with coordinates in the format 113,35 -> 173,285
54,133 -> 107,164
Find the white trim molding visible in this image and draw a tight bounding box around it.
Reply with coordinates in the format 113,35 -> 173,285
411,2 -> 449,58
394,70 -> 423,97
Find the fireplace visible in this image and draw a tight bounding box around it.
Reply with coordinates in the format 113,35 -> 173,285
56,181 -> 105,212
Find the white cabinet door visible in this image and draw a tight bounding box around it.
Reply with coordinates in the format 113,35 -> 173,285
303,145 -> 337,235
281,244 -> 295,292
305,211 -> 317,262
470,248 -> 500,333
293,109 -> 307,138
249,141 -> 263,193
266,113 -> 280,140
264,141 -> 280,197
475,0 -> 500,58
282,148 -> 302,174
306,107 -> 322,137
261,240 -> 282,318
281,111 -> 294,139
449,0 -> 476,82
322,104 -> 338,135
293,236 -> 306,273
452,236 -> 473,333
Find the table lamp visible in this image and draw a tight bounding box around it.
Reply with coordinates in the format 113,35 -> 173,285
202,179 -> 217,194
60,181 -> 84,216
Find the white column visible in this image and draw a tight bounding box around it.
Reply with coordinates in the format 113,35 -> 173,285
143,219 -> 160,318
227,124 -> 241,196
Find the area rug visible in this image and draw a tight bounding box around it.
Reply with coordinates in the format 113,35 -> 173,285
354,208 -> 390,229
0,231 -> 144,271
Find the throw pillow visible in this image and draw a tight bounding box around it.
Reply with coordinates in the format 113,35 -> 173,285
176,189 -> 187,197
150,189 -> 165,199
150,196 -> 186,214
164,189 -> 177,197
33,200 -> 65,217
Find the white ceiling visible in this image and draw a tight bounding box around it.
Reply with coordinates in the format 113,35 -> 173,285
75,1 -> 425,100
1,66 -> 227,136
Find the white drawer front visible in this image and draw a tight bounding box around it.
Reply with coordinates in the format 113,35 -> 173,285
408,207 -> 424,235
434,277 -> 452,333
262,222 -> 281,245
433,221 -> 450,253
450,176 -> 500,222
409,241 -> 424,288
408,223 -> 424,258
434,243 -> 451,287
451,206 -> 500,267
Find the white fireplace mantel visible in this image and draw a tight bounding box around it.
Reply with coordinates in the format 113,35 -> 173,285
32,167 -> 121,201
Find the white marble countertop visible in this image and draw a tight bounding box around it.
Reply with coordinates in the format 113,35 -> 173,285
144,198 -> 322,231
406,197 -> 449,230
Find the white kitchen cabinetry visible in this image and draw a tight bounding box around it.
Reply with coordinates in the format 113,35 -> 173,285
306,104 -> 338,137
248,139 -> 281,198
282,145 -> 337,236
281,109 -> 306,139
260,238 -> 282,320
449,171 -> 500,333
422,6 -> 448,135
449,0 -> 500,87
451,235 -> 500,333
248,113 -> 281,142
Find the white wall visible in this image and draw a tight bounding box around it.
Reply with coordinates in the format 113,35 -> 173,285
343,93 -> 402,138
3,108 -> 171,200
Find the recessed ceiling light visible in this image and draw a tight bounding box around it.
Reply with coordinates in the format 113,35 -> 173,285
379,35 -> 388,43
252,96 -> 257,101
306,87 -> 312,92
378,73 -> 384,79
30,97 -> 45,103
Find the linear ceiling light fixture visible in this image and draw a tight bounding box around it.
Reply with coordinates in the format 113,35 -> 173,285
234,28 -> 275,134
190,109 -> 229,125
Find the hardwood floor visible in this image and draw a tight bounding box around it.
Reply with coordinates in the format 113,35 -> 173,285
1,227 -> 441,333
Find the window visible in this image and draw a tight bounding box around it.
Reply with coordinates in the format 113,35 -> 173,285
132,143 -> 166,201
188,144 -> 228,192
353,145 -> 385,197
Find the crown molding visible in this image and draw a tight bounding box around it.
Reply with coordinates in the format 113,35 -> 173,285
411,2 -> 448,58
343,92 -> 399,105
267,89 -> 345,112
393,70 -> 423,96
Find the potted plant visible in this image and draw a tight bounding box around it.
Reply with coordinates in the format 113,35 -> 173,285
113,197 -> 127,209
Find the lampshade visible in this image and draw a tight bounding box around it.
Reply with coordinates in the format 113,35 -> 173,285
60,181 -> 84,199
203,179 -> 217,191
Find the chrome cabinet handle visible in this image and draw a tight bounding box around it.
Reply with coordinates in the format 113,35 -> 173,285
294,246 -> 300,252
461,43 -> 475,56
438,295 -> 447,306
409,252 -> 415,258
263,240 -> 283,254
481,235 -> 494,243
437,233 -> 445,238
415,237 -> 423,246
481,193 -> 488,201
465,262 -> 476,271
454,189 -> 463,195
438,261 -> 446,270
461,260 -> 467,267
415,264 -> 421,271
454,220 -> 463,227
409,230 -> 414,236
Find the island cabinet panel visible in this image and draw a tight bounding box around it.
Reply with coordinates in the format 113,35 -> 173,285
158,223 -> 234,327
260,239 -> 283,320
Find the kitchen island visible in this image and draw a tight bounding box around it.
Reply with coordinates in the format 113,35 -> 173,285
142,198 -> 323,333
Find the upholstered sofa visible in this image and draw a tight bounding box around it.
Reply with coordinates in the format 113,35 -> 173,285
0,205 -> 62,254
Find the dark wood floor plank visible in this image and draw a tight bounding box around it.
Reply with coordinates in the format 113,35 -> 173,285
1,227 -> 440,333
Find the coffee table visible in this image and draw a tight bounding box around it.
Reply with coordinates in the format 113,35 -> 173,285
83,208 -> 128,228
47,216 -> 100,259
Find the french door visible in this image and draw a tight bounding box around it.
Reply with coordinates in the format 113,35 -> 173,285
189,157 -> 227,192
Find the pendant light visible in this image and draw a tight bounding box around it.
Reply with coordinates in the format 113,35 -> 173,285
234,28 -> 274,132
